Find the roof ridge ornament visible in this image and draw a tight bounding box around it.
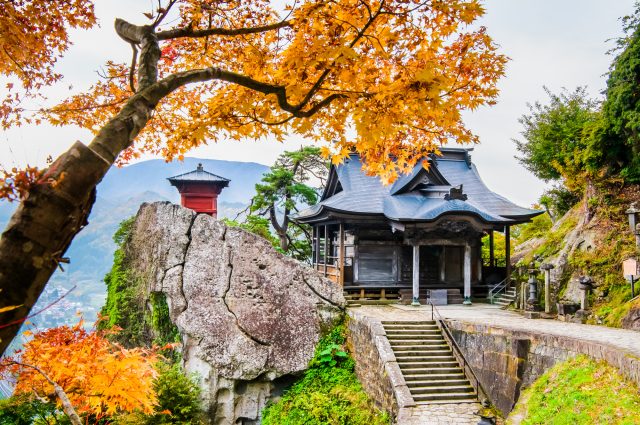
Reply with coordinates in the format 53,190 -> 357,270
444,184 -> 468,201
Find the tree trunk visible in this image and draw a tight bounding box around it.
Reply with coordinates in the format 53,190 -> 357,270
278,233 -> 289,252
0,19 -> 166,355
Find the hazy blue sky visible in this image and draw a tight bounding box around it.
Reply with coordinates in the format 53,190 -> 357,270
0,0 -> 636,207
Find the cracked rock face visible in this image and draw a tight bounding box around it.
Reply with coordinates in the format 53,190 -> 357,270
127,202 -> 345,424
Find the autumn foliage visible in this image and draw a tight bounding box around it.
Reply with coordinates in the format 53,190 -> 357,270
44,0 -> 506,182
0,321 -> 159,419
0,0 -> 507,356
0,0 -> 96,128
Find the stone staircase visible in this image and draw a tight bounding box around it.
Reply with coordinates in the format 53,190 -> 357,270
382,320 -> 477,404
493,287 -> 517,307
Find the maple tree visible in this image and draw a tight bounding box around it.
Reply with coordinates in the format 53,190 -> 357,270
0,321 -> 160,424
0,0 -> 506,354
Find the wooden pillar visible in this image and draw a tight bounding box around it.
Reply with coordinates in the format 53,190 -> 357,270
314,226 -> 320,271
505,225 -> 511,284
339,223 -> 345,286
323,225 -> 328,277
489,230 -> 495,268
477,243 -> 483,283
312,226 -> 316,266
463,244 -> 472,305
439,246 -> 446,283
412,245 -> 420,306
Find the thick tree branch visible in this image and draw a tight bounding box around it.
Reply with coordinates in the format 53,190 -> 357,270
156,20 -> 291,40
128,42 -> 138,93
115,19 -> 159,91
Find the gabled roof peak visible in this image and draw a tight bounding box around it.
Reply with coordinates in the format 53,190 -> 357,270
167,163 -> 231,185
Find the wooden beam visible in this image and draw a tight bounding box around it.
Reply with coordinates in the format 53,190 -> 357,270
412,245 -> 420,306
339,223 -> 345,286
505,225 -> 511,283
314,225 -> 320,269
323,225 -> 329,277
463,244 -> 472,305
439,246 -> 446,283
477,243 -> 483,283
312,226 -> 316,267
489,230 -> 495,267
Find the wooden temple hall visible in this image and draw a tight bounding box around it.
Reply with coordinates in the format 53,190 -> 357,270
294,148 -> 543,305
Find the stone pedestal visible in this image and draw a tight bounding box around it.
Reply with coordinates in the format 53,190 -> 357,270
523,311 -> 541,319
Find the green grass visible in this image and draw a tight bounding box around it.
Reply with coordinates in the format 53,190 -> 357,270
510,355 -> 640,425
262,324 -> 390,425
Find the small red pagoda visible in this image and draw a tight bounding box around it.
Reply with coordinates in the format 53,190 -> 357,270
168,163 -> 230,217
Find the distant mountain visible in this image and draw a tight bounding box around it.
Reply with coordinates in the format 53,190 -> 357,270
0,158 -> 268,332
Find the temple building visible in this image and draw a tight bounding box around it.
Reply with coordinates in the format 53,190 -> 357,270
294,148 -> 542,305
168,163 -> 230,218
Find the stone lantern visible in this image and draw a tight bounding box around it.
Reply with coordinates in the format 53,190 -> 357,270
540,263 -> 555,314
626,203 -> 640,247
577,275 -> 594,322
524,260 -> 541,319
578,276 -> 593,312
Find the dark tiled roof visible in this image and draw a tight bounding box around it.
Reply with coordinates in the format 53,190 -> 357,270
295,149 -> 542,225
167,163 -> 230,185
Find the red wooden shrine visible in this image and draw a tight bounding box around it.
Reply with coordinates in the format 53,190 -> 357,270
168,163 -> 230,217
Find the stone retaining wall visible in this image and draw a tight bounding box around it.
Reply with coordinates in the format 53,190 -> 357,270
445,319 -> 640,416
346,310 -> 414,419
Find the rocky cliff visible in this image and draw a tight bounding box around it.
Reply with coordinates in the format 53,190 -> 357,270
121,202 -> 345,424
513,187 -> 639,329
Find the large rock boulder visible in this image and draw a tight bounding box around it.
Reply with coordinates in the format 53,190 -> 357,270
126,202 -> 345,424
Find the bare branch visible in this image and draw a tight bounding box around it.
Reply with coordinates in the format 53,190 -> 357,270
152,0 -> 178,28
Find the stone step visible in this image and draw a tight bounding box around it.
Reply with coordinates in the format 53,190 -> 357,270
381,321 -> 437,325
385,329 -> 441,335
383,324 -> 439,330
394,349 -> 452,357
386,333 -> 442,339
403,372 -> 466,381
414,399 -> 480,405
409,385 -> 475,395
387,336 -> 445,342
412,392 -> 477,403
399,364 -> 462,376
404,378 -> 471,387
389,338 -> 449,351
396,356 -> 457,363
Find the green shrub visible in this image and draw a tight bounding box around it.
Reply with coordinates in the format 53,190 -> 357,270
117,362 -> 203,424
262,324 -> 390,425
510,355 -> 640,425
0,394 -> 69,425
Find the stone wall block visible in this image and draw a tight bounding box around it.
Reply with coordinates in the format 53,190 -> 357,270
347,312 -> 415,420
446,319 -> 640,417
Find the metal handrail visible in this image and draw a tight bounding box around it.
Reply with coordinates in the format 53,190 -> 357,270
487,277 -> 510,304
428,301 -> 491,407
